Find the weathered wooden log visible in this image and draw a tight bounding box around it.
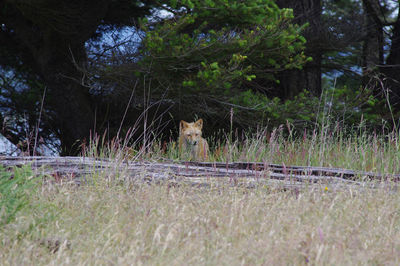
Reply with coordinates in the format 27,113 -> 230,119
0,156 -> 398,190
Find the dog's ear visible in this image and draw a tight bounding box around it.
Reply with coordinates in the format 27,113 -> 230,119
194,118 -> 203,130
180,120 -> 189,132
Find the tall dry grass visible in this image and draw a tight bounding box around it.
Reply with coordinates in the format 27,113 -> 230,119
2,124 -> 400,264
1,175 -> 400,265
151,125 -> 400,175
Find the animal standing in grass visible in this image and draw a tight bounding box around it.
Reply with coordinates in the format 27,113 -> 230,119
179,119 -> 209,161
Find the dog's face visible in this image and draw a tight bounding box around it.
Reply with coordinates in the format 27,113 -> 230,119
180,119 -> 203,145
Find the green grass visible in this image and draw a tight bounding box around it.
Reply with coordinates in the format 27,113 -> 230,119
2,127 -> 400,264
0,166 -> 43,226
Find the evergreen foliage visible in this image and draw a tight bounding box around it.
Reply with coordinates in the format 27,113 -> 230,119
94,0 -> 312,131
140,0 -> 310,94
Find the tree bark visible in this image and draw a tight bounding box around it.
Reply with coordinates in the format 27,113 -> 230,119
361,0 -> 384,87
1,156 -> 398,190
1,0 -> 112,154
37,41 -> 95,154
276,0 -> 322,98
382,6 -> 400,108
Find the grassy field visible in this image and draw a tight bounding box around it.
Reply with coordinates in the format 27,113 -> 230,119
149,126 -> 400,174
1,128 -> 400,265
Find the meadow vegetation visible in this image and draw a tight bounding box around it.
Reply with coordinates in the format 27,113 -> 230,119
2,125 -> 400,264
2,0 -> 400,264
150,124 -> 400,175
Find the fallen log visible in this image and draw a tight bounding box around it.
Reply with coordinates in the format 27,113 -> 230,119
0,156 -> 398,190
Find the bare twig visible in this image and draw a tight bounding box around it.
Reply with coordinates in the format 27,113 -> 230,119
117,80 -> 138,139
33,86 -> 47,156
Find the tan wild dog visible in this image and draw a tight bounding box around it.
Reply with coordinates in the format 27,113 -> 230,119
179,119 -> 209,161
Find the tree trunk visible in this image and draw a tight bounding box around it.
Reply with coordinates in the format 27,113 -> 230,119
37,41 -> 95,154
1,1 -> 112,154
361,0 -> 384,88
276,0 -> 322,98
382,7 -> 400,109
1,156 -> 398,190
